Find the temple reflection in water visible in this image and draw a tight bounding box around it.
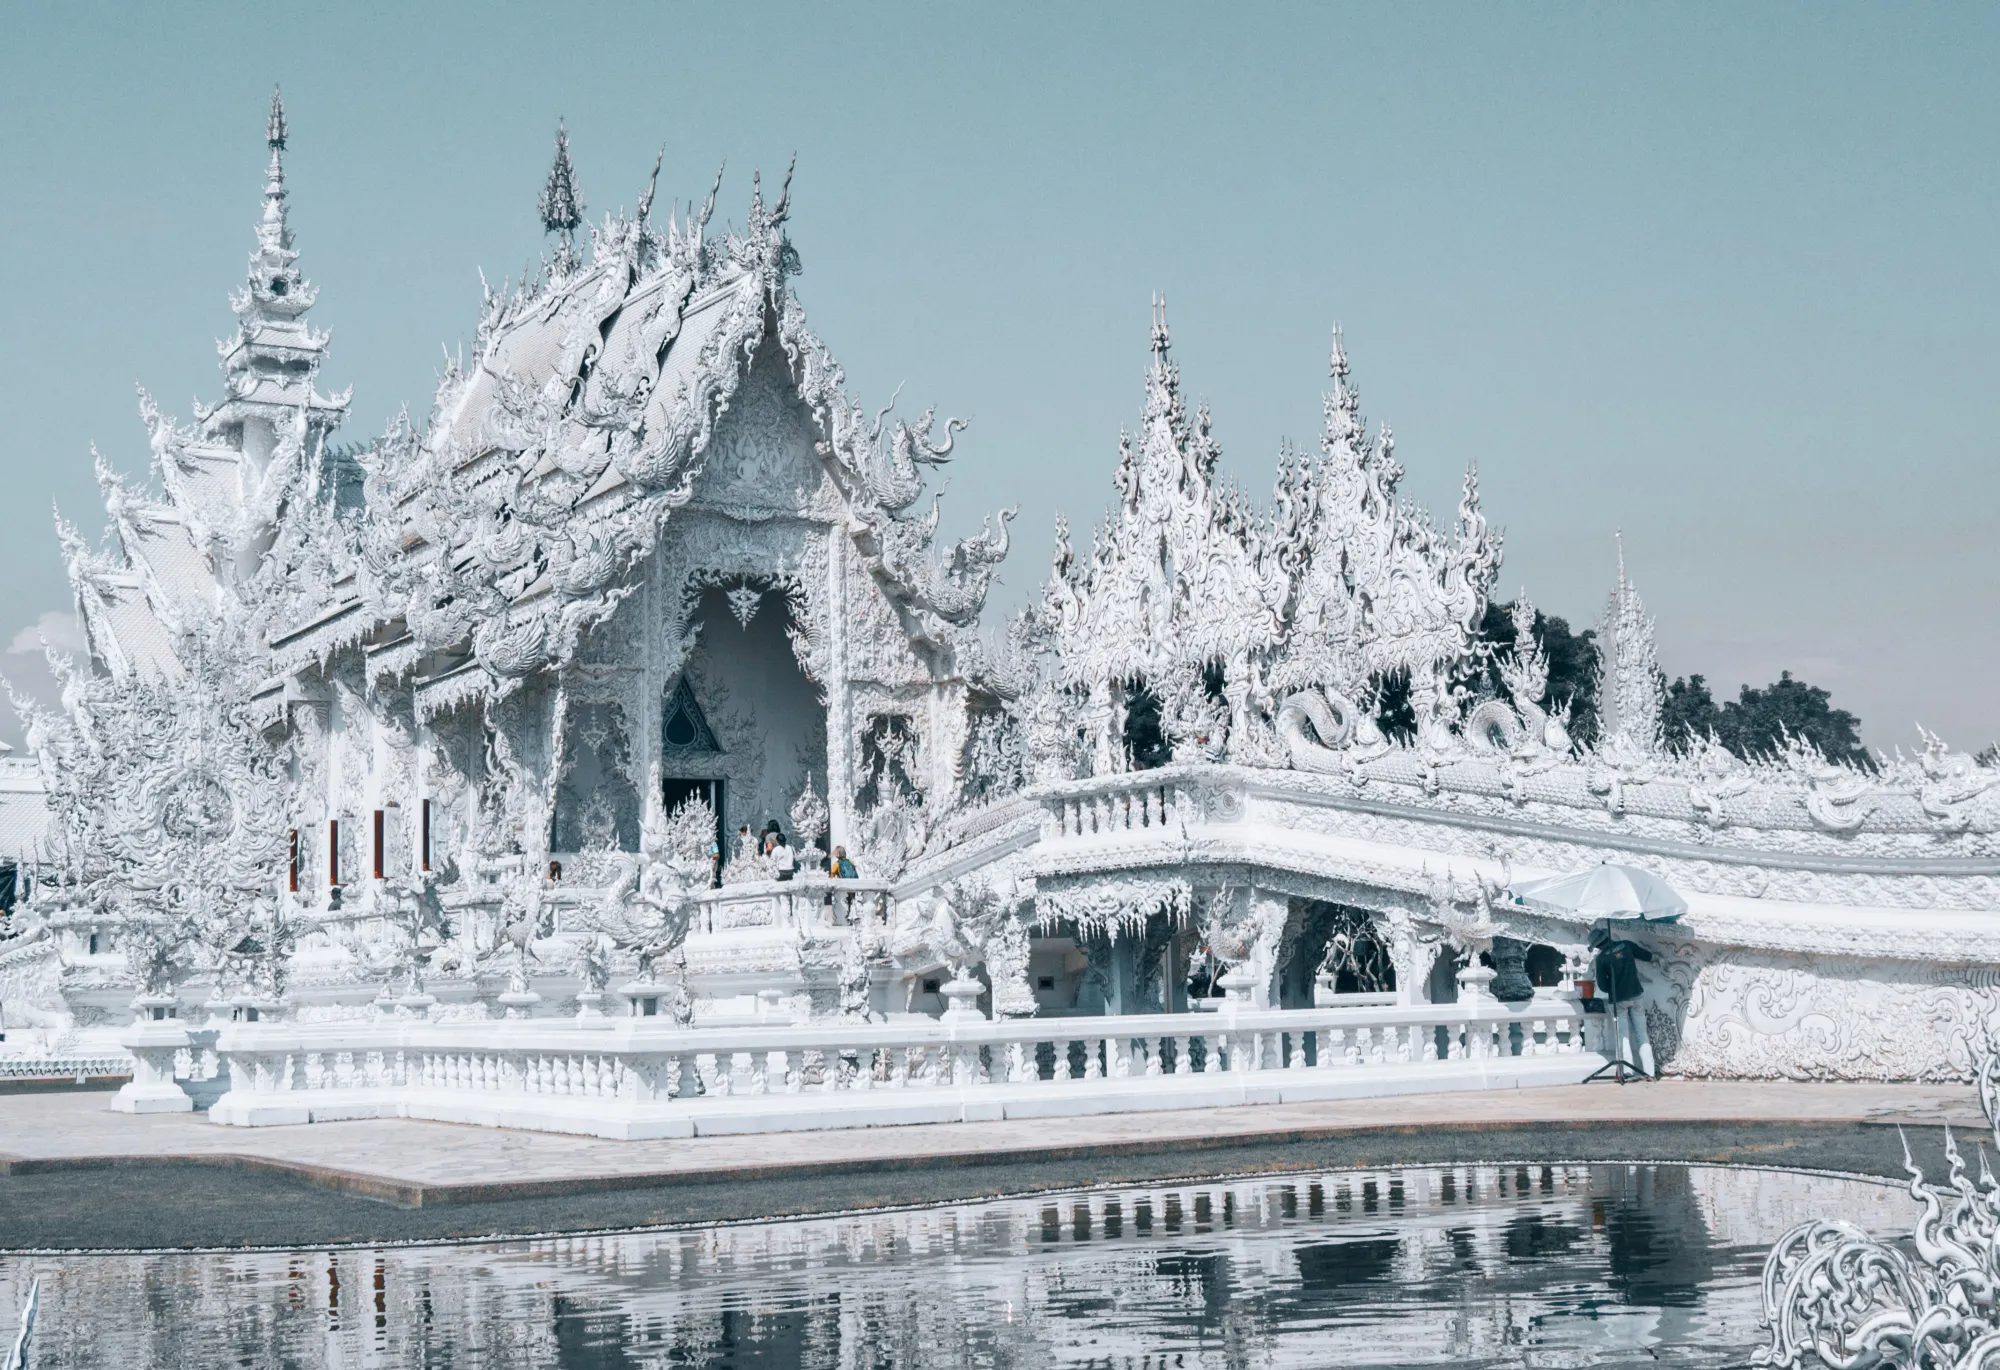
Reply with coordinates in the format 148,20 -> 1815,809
0,1164 -> 1918,1368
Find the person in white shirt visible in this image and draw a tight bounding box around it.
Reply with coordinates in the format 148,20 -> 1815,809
772,831 -> 798,882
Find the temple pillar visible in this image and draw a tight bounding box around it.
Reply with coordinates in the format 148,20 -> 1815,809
825,525 -> 855,849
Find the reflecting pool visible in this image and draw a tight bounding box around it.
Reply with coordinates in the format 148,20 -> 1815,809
0,1163 -> 1916,1368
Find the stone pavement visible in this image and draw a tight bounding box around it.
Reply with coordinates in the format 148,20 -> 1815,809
0,1080 -> 1985,1249
0,1080 -> 1980,1206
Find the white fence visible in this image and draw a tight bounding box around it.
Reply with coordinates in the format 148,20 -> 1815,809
203,997 -> 1607,1140
0,1056 -> 129,1081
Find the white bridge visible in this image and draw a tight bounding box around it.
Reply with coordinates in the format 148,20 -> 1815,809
119,988 -> 1603,1140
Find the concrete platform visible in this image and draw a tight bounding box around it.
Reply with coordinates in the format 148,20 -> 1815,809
0,1079 -> 1981,1215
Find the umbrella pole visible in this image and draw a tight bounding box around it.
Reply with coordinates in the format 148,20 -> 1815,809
1584,965 -> 1648,1084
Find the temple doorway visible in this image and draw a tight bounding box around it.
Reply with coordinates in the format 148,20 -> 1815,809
674,581 -> 828,859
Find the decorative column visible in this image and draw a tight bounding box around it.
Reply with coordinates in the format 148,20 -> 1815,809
1246,887 -> 1291,1010
1087,679 -> 1117,776
825,524 -> 855,849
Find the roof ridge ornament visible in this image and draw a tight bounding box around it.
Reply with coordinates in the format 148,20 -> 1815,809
1595,531 -> 1664,760
538,120 -> 586,273
636,145 -> 664,226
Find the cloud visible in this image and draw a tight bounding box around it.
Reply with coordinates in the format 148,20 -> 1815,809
6,610 -> 85,658
1,611 -> 81,751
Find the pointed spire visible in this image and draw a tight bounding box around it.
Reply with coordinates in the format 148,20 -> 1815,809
1596,532 -> 1663,756
1325,322 -> 1364,453
207,92 -> 344,454
231,87 -> 316,326
1150,293 -> 1171,363
537,121 -> 585,268
257,87 -> 291,258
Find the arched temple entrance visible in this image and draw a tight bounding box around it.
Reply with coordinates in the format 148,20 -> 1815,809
669,582 -> 828,857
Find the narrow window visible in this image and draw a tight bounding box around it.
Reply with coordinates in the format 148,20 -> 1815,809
421,798 -> 431,872
288,829 -> 299,893
88,932 -> 99,955
373,809 -> 385,880
329,819 -> 340,886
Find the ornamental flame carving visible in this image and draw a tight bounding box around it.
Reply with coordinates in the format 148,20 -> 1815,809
1759,1050 -> 2000,1370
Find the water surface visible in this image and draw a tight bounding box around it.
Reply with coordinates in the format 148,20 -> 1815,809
0,1163 -> 1916,1368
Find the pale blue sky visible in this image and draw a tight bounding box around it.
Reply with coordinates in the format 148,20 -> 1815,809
3,3 -> 1996,750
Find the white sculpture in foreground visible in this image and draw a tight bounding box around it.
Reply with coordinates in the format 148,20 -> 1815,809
1759,1049 -> 2000,1370
0,96 -> 1996,1133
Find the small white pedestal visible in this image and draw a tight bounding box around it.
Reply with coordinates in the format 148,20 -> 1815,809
1456,963 -> 1500,1005
575,989 -> 612,1028
939,976 -> 987,1022
110,998 -> 192,1114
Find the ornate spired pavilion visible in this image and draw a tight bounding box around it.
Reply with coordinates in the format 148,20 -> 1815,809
3,98 -> 1998,1128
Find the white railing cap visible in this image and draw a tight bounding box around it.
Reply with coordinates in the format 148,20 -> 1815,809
215,996 -> 1583,1058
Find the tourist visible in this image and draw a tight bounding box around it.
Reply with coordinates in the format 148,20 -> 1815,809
823,844 -> 858,918
772,830 -> 798,882
546,860 -> 562,883
1588,924 -> 1657,1077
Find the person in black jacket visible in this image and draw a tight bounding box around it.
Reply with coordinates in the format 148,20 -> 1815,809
1589,924 -> 1657,1077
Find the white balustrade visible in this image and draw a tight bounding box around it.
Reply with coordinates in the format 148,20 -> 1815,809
207,996 -> 1607,1140
1050,777 -> 1182,840
679,876 -> 897,936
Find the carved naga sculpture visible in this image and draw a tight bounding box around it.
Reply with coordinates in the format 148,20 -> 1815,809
1759,1047 -> 2000,1370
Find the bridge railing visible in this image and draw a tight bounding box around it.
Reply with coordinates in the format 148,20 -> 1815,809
687,875 -> 897,935
202,994 -> 1604,1136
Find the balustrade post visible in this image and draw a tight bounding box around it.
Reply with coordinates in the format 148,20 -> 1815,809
952,1044 -> 980,1086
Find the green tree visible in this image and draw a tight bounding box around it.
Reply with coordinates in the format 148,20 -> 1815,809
1661,674 -> 1720,750
1663,670 -> 1870,768
1723,671 -> 1869,767
1464,599 -> 1600,747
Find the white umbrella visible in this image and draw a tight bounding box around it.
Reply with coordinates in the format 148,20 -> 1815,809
1509,862 -> 1685,924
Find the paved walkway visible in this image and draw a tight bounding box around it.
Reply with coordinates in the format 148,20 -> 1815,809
0,1081 -> 1984,1249
0,1080 -> 1980,1205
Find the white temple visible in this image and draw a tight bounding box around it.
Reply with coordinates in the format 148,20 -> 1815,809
2,98 -> 1997,1134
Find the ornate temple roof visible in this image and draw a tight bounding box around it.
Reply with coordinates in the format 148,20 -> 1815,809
348,145 -> 1014,701
60,90 -> 347,689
